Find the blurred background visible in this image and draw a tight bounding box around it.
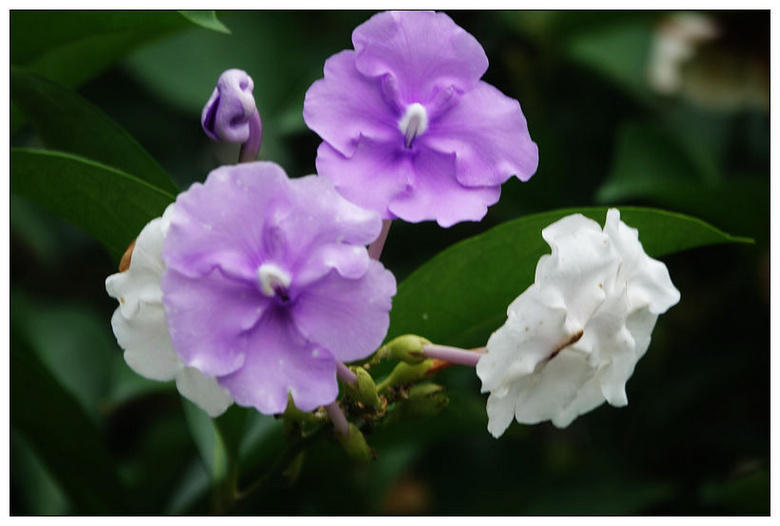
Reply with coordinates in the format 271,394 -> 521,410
10,11 -> 769,514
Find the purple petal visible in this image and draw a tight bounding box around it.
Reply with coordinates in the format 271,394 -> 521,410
315,139 -> 411,221
263,174 -> 382,285
425,81 -> 539,187
303,50 -> 399,158
352,11 -> 488,102
163,162 -> 291,281
161,267 -> 267,377
218,310 -> 339,413
388,147 -> 502,227
292,261 -> 396,363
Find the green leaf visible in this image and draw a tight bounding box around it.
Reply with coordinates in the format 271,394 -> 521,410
565,19 -> 655,100
10,148 -> 175,262
179,11 -> 231,34
387,207 -> 752,348
181,400 -> 228,482
11,67 -> 179,195
10,291 -> 115,423
10,328 -> 126,513
10,11 -> 203,88
10,429 -> 71,515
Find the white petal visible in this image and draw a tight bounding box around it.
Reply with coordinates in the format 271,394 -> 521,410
111,303 -> 182,381
604,209 -> 680,314
478,286 -> 568,393
485,389 -> 517,438
551,372 -> 606,428
175,367 -> 233,418
105,217 -> 166,318
513,349 -> 597,426
537,213 -> 616,327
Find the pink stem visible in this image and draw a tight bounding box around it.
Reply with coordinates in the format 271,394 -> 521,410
368,220 -> 392,260
324,402 -> 350,437
421,344 -> 484,368
238,110 -> 262,163
336,362 -> 358,387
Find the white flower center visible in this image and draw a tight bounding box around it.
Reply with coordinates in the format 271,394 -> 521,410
398,103 -> 428,149
258,263 -> 292,299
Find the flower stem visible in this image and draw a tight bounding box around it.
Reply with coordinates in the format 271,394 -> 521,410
324,401 -> 350,437
238,110 -> 262,163
421,344 -> 484,368
368,220 -> 392,260
336,362 -> 358,387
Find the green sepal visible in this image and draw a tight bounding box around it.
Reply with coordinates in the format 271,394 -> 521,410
282,395 -> 327,426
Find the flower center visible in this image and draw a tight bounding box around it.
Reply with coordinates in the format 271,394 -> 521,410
257,263 -> 292,302
398,103 -> 428,149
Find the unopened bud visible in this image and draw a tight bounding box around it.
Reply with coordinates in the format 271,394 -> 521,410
379,335 -> 431,364
385,383 -> 449,424
338,423 -> 375,463
201,69 -> 262,163
344,366 -> 382,408
377,359 -> 434,393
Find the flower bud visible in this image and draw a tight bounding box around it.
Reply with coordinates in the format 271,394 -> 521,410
379,334 -> 431,364
343,366 -> 382,408
385,383 -> 449,424
377,359 -> 434,393
201,69 -> 263,162
337,423 -> 375,462
201,69 -> 257,142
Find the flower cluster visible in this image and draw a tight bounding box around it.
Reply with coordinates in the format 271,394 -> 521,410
106,11 -> 681,451
304,10 -> 539,227
477,209 -> 680,436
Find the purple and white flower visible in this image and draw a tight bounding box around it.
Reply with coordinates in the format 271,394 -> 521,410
161,161 -> 397,415
106,208 -> 234,417
476,209 -> 680,437
303,10 -> 539,227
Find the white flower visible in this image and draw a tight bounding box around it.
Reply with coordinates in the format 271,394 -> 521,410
476,209 -> 680,437
105,206 -> 233,417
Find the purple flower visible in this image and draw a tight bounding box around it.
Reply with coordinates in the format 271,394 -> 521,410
161,162 -> 397,414
303,11 -> 539,227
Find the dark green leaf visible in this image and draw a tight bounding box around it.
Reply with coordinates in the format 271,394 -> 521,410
564,20 -> 655,100
10,328 -> 126,513
182,400 -> 227,482
387,207 -> 752,348
179,11 -> 231,34
10,429 -> 71,515
10,11 -> 200,88
10,148 -> 175,262
11,67 -> 179,195
10,291 -> 115,423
